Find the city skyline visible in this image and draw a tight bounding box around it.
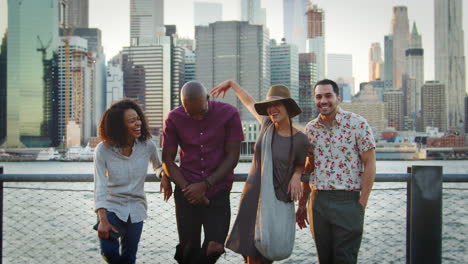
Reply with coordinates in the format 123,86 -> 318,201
1,0 -> 468,91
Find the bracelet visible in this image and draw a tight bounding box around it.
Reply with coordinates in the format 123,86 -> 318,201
204,179 -> 212,189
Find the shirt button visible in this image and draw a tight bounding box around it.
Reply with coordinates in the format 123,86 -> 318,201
201,170 -> 204,174
201,158 -> 204,160
201,145 -> 203,148
200,132 -> 203,135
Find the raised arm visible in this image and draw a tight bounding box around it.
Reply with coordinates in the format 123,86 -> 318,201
210,80 -> 262,122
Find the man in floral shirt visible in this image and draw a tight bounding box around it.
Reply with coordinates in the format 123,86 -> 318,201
296,79 -> 376,263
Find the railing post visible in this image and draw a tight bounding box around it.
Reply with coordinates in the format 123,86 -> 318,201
406,165 -> 442,264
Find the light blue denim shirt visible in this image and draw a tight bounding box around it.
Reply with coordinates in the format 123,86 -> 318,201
94,139 -> 162,223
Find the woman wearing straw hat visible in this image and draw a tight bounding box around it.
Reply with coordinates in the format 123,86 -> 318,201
211,80 -> 310,264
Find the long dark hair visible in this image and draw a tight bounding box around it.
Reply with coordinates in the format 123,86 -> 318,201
98,99 -> 151,147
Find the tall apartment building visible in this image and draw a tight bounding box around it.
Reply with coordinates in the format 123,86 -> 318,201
306,4 -> 325,80
435,0 -> 466,129
384,35 -> 394,86
284,0 -> 308,53
270,40 -> 299,101
422,81 -> 447,132
184,49 -> 196,84
194,2 -> 222,26
130,0 -> 165,46
390,6 -> 409,89
299,53 -> 318,123
369,42 -> 384,81
0,33 -> 6,145
195,21 -> 270,120
4,0 -> 60,147
58,36 -> 95,146
384,89 -> 404,130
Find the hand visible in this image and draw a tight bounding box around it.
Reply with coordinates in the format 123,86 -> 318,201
210,80 -> 234,98
183,182 -> 207,205
288,174 -> 302,201
296,205 -> 309,229
160,174 -> 173,201
97,221 -> 118,240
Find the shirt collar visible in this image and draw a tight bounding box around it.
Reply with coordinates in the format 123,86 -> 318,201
312,107 -> 344,128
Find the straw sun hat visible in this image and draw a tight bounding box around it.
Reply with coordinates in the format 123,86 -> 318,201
254,85 -> 302,118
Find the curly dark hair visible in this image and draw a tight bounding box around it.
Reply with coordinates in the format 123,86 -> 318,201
98,99 -> 151,147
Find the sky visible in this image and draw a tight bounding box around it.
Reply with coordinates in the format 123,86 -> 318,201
1,0 -> 468,91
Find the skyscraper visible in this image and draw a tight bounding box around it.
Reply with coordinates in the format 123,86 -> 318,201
194,2 -> 222,26
284,0 -> 308,53
130,0 -> 165,46
435,0 -> 466,129
67,0 -> 88,28
4,0 -> 60,148
241,0 -> 266,26
299,53 -> 317,123
106,63 -> 124,109
195,21 -> 270,120
384,89 -> 404,130
369,42 -> 384,81
390,6 -> 410,89
306,3 -> 325,80
422,81 -> 447,131
384,35 -> 394,87
270,40 -> 299,101
405,22 -> 424,124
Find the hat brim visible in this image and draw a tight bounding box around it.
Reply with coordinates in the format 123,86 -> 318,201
254,97 -> 302,118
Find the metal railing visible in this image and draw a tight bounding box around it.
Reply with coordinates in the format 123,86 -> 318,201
0,166 -> 467,264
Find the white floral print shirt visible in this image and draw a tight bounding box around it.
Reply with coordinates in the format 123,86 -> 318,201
304,109 -> 376,190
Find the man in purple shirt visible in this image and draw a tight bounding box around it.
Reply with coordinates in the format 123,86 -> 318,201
161,81 -> 244,264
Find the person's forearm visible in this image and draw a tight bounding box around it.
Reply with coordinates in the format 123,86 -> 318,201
163,161 -> 189,189
360,161 -> 376,203
229,80 -> 256,107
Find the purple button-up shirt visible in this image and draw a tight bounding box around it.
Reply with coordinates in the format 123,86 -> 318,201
162,100 -> 244,197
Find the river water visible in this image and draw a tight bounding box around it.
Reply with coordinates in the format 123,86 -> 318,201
0,160 -> 467,263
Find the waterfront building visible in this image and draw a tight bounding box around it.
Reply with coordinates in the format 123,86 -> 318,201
369,42 -> 384,81
67,0 -> 88,28
421,81 -> 447,132
306,3 -> 325,80
171,46 -> 185,110
106,63 -> 124,109
270,40 -> 299,102
298,53 -> 318,123
195,21 -> 270,121
390,6 -> 410,89
241,0 -> 266,26
194,1 -> 222,26
384,89 -> 404,130
4,0 -> 60,148
435,0 -> 466,129
122,37 -> 172,136
284,0 -> 308,53
130,0 -> 165,46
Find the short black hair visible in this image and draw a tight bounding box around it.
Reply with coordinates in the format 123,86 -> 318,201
98,99 -> 151,147
313,79 -> 340,96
